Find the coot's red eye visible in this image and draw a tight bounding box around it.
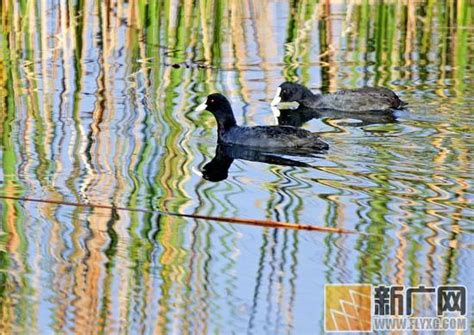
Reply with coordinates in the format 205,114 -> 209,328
210,99 -> 214,103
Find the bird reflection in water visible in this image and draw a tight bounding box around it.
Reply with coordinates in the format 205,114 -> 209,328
202,144 -> 324,182
272,106 -> 398,127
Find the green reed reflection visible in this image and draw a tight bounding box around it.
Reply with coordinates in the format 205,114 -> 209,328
0,0 -> 473,333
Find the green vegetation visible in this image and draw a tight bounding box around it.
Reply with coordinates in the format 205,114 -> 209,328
0,0 -> 472,333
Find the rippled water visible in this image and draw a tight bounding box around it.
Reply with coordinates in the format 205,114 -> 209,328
0,1 -> 473,333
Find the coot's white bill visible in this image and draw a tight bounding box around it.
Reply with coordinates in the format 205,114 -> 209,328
271,87 -> 281,106
196,100 -> 207,111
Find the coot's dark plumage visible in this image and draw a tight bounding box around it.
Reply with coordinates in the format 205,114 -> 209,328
196,93 -> 328,151
271,82 -> 407,112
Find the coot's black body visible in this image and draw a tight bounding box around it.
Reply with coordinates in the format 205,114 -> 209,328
272,82 -> 407,112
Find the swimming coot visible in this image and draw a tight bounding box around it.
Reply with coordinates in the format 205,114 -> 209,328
196,93 -> 328,151
271,82 -> 407,112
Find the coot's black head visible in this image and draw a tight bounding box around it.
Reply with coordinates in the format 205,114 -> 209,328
196,93 -> 230,114
196,93 -> 237,130
271,82 -> 314,106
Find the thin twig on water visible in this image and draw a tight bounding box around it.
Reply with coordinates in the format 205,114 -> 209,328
0,195 -> 359,234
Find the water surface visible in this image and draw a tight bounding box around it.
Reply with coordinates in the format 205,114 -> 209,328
0,1 -> 473,333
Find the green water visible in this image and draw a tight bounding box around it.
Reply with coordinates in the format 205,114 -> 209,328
0,1 -> 473,333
